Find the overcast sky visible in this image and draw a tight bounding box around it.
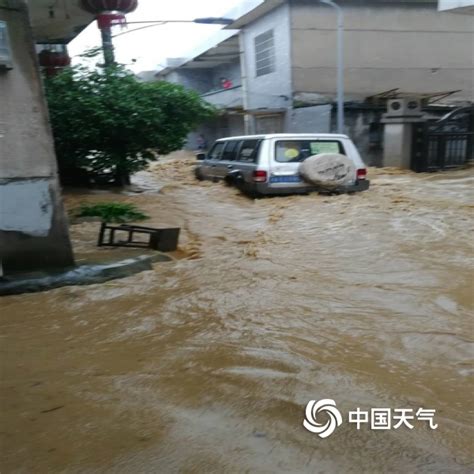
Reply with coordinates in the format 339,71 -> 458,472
69,0 -> 256,72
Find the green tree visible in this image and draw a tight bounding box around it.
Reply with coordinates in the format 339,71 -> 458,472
44,64 -> 216,185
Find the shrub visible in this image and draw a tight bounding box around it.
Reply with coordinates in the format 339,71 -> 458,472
75,202 -> 148,223
44,62 -> 217,185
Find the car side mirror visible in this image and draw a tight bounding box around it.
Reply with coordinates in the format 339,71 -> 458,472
196,152 -> 206,161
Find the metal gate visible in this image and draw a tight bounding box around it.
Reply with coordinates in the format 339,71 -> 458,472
411,106 -> 473,172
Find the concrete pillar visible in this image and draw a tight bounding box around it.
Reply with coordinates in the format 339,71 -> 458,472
381,116 -> 426,169
0,4 -> 74,274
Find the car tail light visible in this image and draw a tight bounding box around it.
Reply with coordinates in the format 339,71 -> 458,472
357,168 -> 367,180
253,170 -> 267,182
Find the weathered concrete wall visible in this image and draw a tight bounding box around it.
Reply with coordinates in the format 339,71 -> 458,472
290,0 -> 474,103
0,5 -> 74,274
286,105 -> 331,133
0,180 -> 54,236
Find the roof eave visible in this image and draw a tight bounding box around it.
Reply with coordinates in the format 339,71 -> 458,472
224,0 -> 285,29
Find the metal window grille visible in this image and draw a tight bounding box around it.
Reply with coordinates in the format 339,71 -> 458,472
255,29 -> 275,77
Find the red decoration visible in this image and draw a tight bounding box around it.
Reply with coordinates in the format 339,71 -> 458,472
97,12 -> 127,29
80,0 -> 138,29
38,50 -> 71,77
79,0 -> 138,15
220,78 -> 233,90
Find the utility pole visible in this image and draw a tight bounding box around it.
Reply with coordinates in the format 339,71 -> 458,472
320,0 -> 344,134
100,25 -> 115,66
79,1 -> 139,67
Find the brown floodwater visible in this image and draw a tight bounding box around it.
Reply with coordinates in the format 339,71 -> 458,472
1,155 -> 473,473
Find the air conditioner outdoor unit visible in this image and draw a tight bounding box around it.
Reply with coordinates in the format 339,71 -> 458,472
386,98 -> 422,116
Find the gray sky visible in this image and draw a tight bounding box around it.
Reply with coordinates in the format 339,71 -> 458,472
69,0 -> 253,72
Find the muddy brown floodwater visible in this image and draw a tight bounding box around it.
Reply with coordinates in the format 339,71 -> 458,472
1,154 -> 473,473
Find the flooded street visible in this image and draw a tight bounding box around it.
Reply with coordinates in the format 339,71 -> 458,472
1,157 -> 473,473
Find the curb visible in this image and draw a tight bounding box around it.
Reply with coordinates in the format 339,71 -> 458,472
0,254 -> 171,296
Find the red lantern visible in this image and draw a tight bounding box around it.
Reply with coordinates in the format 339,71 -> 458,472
38,49 -> 71,77
80,0 -> 138,29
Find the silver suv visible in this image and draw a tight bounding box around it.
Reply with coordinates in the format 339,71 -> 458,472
195,133 -> 370,196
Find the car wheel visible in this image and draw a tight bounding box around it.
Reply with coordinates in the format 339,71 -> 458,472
224,175 -> 235,186
194,167 -> 204,181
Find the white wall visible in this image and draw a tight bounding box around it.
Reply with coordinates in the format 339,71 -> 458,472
290,2 -> 474,103
241,2 -> 293,110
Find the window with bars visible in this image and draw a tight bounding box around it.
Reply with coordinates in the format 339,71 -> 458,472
254,29 -> 275,77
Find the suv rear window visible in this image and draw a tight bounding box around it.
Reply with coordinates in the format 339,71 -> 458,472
275,140 -> 345,162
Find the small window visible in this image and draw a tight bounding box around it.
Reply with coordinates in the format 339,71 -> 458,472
255,30 -> 275,77
221,140 -> 240,161
275,140 -> 345,163
237,140 -> 261,163
208,142 -> 225,160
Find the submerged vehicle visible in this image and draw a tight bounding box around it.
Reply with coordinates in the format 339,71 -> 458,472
195,133 -> 370,196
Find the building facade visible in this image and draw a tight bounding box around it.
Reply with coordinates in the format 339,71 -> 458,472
152,0 -> 473,165
288,0 -> 473,102
0,0 -> 93,274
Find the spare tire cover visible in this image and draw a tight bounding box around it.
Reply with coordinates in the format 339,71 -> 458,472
299,153 -> 356,188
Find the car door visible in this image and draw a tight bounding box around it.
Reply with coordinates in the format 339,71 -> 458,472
202,141 -> 226,179
234,139 -> 262,183
215,140 -> 241,179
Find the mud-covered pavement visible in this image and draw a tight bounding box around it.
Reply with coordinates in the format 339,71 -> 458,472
1,154 -> 473,473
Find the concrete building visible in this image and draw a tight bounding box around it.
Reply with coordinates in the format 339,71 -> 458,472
151,32 -> 245,148
152,0 -> 473,165
0,0 -> 93,274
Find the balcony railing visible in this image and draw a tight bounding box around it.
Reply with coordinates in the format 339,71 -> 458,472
201,84 -> 243,109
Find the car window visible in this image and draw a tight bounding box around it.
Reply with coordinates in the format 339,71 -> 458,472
275,140 -> 345,162
309,141 -> 342,155
221,140 -> 241,161
208,142 -> 225,160
237,140 -> 261,163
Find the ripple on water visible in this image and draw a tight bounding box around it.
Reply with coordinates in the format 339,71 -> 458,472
1,162 -> 473,472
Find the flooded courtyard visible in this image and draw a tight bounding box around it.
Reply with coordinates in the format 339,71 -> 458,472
1,156 -> 473,473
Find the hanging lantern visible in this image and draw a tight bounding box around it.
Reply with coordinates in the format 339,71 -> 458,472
38,49 -> 71,77
80,0 -> 138,29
